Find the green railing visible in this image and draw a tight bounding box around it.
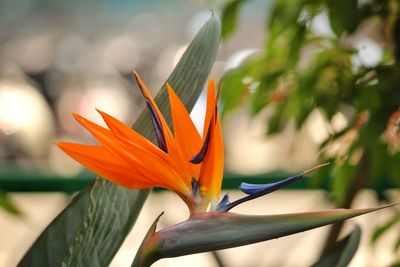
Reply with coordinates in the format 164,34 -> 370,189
0,167 -> 394,193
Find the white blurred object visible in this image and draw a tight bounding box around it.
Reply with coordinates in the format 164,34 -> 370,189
102,34 -> 140,73
172,45 -> 188,68
54,33 -> 90,72
126,13 -> 163,50
3,33 -> 56,73
352,37 -> 383,68
224,48 -> 259,71
0,66 -> 55,157
309,11 -> 335,37
57,77 -> 133,133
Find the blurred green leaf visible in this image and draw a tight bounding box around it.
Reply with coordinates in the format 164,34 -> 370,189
220,68 -> 248,117
328,0 -> 359,35
267,109 -> 285,135
137,204 -> 395,266
250,68 -> 286,115
331,160 -> 358,206
0,190 -> 22,216
219,0 -> 400,257
221,0 -> 247,40
372,213 -> 400,244
311,225 -> 361,267
395,233 -> 400,252
220,57 -> 264,117
18,14 -> 221,267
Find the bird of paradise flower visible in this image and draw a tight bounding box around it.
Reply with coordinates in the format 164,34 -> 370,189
56,72 -> 326,215
56,72 -> 397,267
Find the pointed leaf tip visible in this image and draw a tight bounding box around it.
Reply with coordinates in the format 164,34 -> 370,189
302,163 -> 330,176
142,204 -> 396,265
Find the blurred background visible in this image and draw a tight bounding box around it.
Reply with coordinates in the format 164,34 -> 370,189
0,0 -> 399,266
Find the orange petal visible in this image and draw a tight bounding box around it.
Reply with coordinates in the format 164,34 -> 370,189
167,83 -> 202,178
199,111 -> 224,202
96,109 -> 164,157
55,142 -> 153,189
72,113 -> 189,193
133,71 -> 175,150
134,72 -> 193,187
202,79 -> 216,139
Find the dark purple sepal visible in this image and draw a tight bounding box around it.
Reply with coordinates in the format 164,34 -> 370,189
190,122 -> 211,164
144,98 -> 168,153
191,178 -> 200,196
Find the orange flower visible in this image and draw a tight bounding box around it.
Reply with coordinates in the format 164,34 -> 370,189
56,72 -> 224,213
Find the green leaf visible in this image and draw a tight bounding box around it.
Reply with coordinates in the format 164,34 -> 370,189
18,13 -> 221,267
18,185 -> 92,267
372,213 -> 400,244
137,204 -> 397,266
221,0 -> 247,40
0,190 -> 22,216
331,160 -> 358,206
311,225 -> 361,267
328,0 -> 359,35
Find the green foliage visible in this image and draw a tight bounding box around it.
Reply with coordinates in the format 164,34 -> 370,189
311,225 -> 361,267
221,0 -> 247,39
0,190 -> 22,216
328,0 -> 359,35
372,211 -> 400,267
220,0 -> 400,237
372,212 -> 400,249
18,14 -> 221,267
18,185 -> 92,266
133,205 -> 393,266
220,0 -> 400,257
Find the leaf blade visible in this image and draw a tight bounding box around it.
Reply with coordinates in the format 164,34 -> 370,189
311,225 -> 361,267
143,204 -> 397,265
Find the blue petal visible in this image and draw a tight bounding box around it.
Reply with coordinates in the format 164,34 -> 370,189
216,194 -> 230,211
191,178 -> 200,196
219,174 -> 303,212
218,164 -> 329,212
239,175 -> 302,195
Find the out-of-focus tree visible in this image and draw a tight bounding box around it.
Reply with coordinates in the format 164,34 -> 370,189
220,0 -> 400,260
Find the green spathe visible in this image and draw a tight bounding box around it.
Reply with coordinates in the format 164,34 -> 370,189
135,203 -> 397,266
